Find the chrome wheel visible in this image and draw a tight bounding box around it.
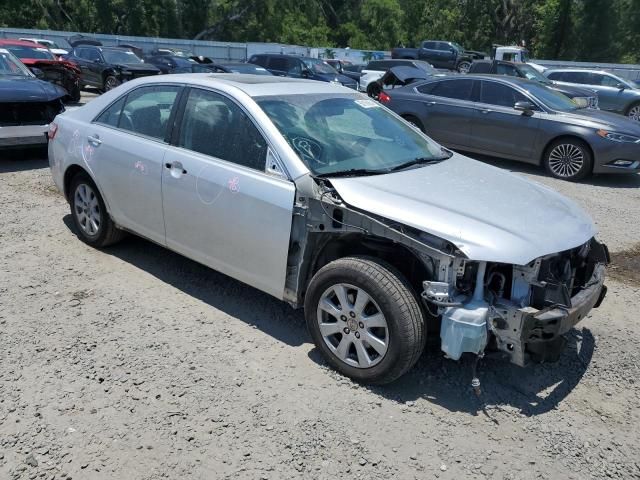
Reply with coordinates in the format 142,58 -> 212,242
457,61 -> 471,74
316,283 -> 389,369
74,183 -> 101,236
548,143 -> 584,178
104,76 -> 120,91
628,104 -> 640,121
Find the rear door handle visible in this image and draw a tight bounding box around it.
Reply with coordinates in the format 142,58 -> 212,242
425,101 -> 436,106
479,109 -> 492,114
87,135 -> 102,146
165,161 -> 187,175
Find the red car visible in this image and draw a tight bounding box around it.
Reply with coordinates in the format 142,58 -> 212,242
0,39 -> 81,102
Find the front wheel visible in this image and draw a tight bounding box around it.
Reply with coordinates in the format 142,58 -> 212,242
626,102 -> 640,122
305,257 -> 426,384
103,75 -> 121,92
457,61 -> 471,73
543,138 -> 593,181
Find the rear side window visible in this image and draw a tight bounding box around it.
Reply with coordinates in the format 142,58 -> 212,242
546,71 -> 562,81
560,71 -> 592,84
480,81 -> 528,107
95,97 -> 126,127
423,42 -> 436,49
249,55 -> 268,67
177,88 -> 267,171
496,64 -> 518,77
118,85 -> 180,140
419,79 -> 474,101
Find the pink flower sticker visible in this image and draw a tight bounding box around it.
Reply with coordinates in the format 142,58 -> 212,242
228,176 -> 240,193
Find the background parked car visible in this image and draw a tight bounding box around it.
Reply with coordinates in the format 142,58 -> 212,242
367,66 -> 433,99
19,37 -> 69,57
0,48 -> 66,148
64,42 -> 160,92
544,69 -> 640,122
324,59 -> 363,81
469,60 -> 599,109
216,62 -> 272,75
358,59 -> 438,95
382,75 -> 640,180
248,54 -> 357,89
392,40 -> 480,73
145,54 -> 229,74
0,39 -> 81,102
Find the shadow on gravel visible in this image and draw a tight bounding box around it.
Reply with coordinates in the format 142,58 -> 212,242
464,152 -> 640,188
63,215 -> 308,347
0,148 -> 49,172
360,328 -> 595,418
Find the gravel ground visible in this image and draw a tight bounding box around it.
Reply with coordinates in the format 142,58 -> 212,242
1,99 -> 639,479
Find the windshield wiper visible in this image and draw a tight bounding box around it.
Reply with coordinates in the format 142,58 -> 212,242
389,151 -> 453,172
315,168 -> 388,178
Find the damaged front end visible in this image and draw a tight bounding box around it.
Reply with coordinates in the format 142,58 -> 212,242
424,239 -> 609,366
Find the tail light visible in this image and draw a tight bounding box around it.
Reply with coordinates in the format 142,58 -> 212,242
48,122 -> 58,140
379,91 -> 391,104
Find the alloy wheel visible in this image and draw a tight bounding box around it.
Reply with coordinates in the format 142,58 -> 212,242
628,105 -> 640,122
104,77 -> 119,91
548,143 -> 584,178
316,283 -> 389,369
74,183 -> 101,236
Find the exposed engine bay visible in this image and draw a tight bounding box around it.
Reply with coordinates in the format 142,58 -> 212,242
0,99 -> 64,127
287,177 -> 609,368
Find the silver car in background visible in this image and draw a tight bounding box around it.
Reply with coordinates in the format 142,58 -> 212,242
48,74 -> 609,384
544,69 -> 640,122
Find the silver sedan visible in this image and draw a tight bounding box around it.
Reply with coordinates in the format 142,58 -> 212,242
48,74 -> 608,384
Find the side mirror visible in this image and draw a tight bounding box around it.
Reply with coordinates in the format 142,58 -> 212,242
30,67 -> 45,79
514,100 -> 535,116
616,82 -> 626,91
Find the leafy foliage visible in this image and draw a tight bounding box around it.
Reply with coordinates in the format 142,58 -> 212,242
0,0 -> 636,62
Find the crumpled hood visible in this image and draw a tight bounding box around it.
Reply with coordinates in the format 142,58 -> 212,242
0,75 -> 67,102
329,154 -> 596,265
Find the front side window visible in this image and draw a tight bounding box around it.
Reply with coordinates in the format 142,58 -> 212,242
268,57 -> 289,72
302,58 -> 337,74
118,85 -> 180,140
178,88 -> 267,171
0,49 -> 33,76
479,81 -> 528,108
256,94 -> 446,176
84,48 -> 102,62
592,73 -> 622,87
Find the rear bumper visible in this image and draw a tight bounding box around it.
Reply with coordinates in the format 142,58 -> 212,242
0,125 -> 49,147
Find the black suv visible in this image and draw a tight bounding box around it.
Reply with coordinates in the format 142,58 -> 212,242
248,54 -> 357,89
65,44 -> 160,92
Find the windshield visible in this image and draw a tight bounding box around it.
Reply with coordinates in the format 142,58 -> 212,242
414,60 -> 437,74
302,58 -> 338,74
37,40 -> 61,49
518,64 -> 551,83
521,82 -> 579,111
0,49 -> 33,76
451,42 -> 464,51
7,46 -> 55,60
256,93 -> 446,176
103,49 -> 143,64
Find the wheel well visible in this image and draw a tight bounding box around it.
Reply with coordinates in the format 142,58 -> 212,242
63,164 -> 89,201
309,234 -> 433,299
540,135 -> 595,169
625,100 -> 640,115
401,114 -> 424,131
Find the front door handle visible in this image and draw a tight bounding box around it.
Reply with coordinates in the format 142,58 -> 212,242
165,161 -> 187,175
425,101 -> 436,106
479,109 -> 492,114
87,135 -> 102,146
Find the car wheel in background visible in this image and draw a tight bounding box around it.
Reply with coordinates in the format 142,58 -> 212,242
626,102 -> 640,122
367,83 -> 381,99
103,75 -> 121,92
304,257 -> 425,384
543,138 -> 593,181
401,115 -> 425,133
70,83 -> 81,103
457,61 -> 471,73
70,172 -> 125,247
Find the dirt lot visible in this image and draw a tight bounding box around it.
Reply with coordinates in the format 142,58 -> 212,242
1,111 -> 640,479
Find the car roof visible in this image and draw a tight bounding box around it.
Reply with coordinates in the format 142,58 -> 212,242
122,73 -> 358,97
0,39 -> 46,48
421,74 -> 541,87
546,68 -> 609,74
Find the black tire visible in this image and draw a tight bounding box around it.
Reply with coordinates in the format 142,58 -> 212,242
304,256 -> 426,384
457,60 -> 471,73
69,83 -> 81,103
69,172 -> 125,248
103,75 -> 121,92
402,115 -> 425,133
543,137 -> 593,181
625,101 -> 640,122
367,82 -> 381,99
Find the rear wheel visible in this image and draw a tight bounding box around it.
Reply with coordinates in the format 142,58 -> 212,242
305,257 -> 426,384
69,82 -> 81,103
103,75 -> 121,92
626,102 -> 640,122
543,138 -> 593,181
69,172 -> 125,248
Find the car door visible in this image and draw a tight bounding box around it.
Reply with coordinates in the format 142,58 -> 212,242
415,78 -> 476,148
267,57 -> 289,77
161,87 -> 296,298
88,84 -> 182,244
437,42 -> 457,69
470,80 -> 540,160
73,47 -> 96,86
418,42 -> 439,66
586,72 -> 629,113
84,47 -> 105,86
